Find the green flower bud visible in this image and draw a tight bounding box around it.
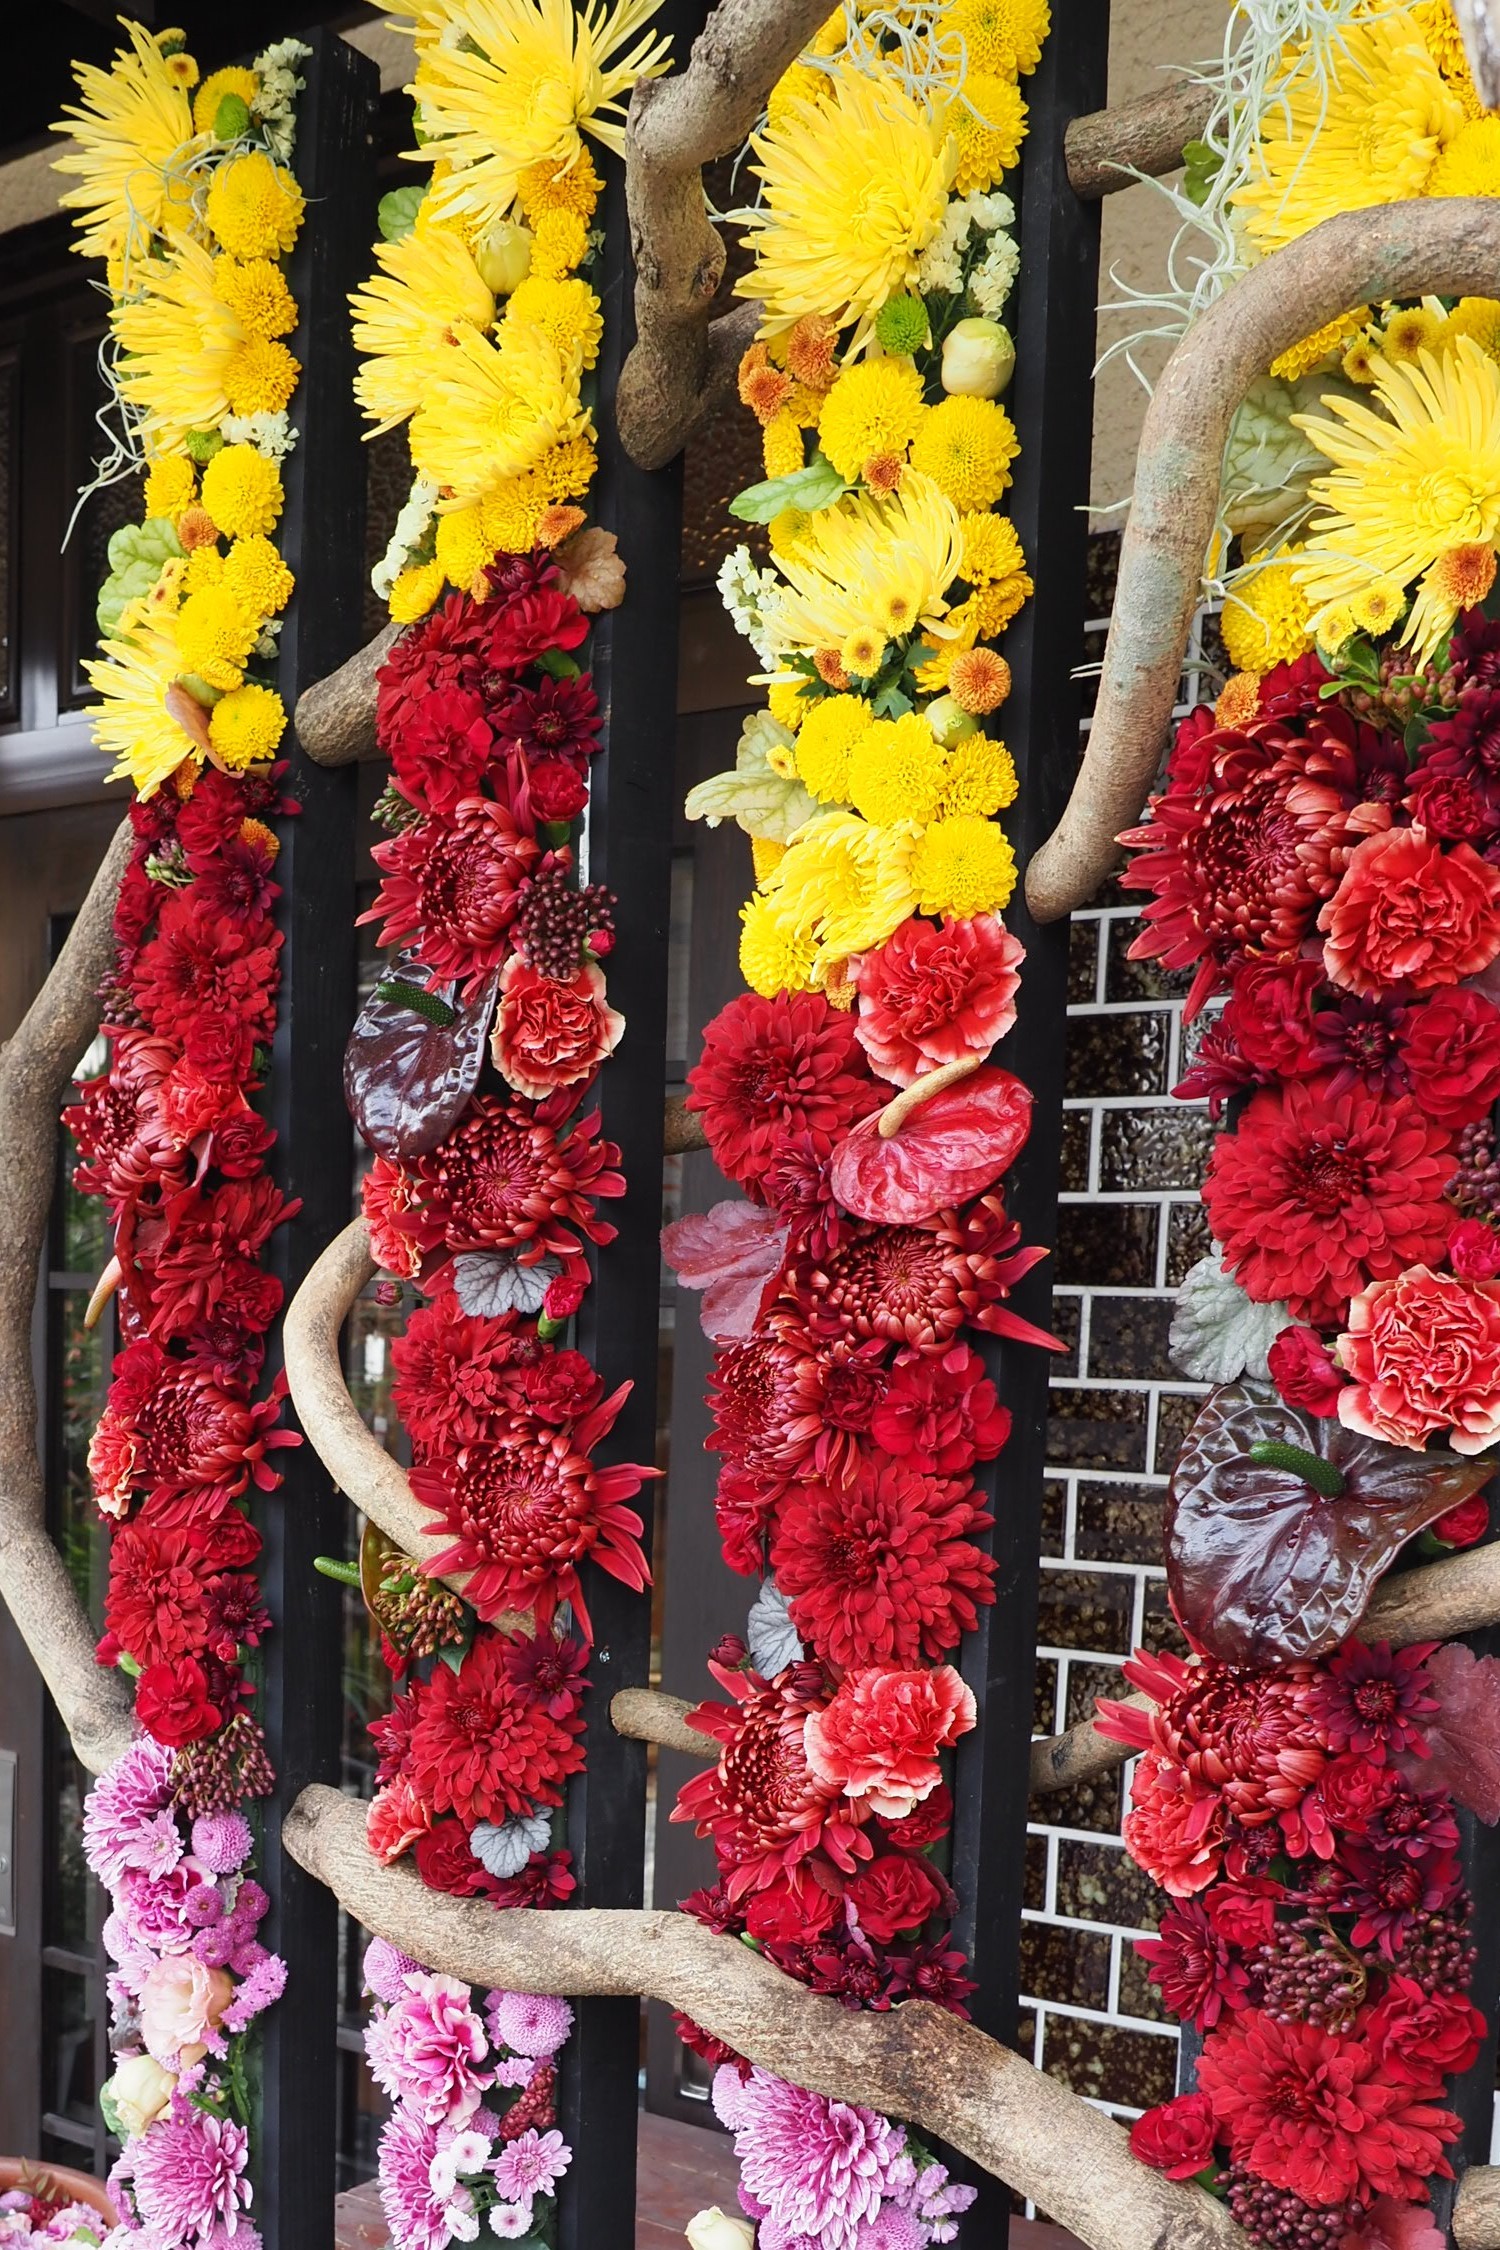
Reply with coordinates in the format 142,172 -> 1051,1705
213,93 -> 252,141
474,221 -> 533,296
875,293 -> 930,355
925,693 -> 977,747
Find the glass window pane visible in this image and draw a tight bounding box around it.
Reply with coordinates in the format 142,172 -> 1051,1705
41,1965 -> 96,2129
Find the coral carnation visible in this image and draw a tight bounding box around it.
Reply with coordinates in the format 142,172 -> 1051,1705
490,954 -> 623,1101
803,1663 -> 976,1817
852,912 -> 1023,1085
1338,1265 -> 1500,1452
1320,825 -> 1500,997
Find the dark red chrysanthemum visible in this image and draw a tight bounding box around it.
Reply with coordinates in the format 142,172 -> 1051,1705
869,1342 -> 1011,1476
376,590 -> 496,747
1136,1900 -> 1250,2031
706,1337 -> 793,1480
1203,1077 -> 1456,1327
390,1288 -> 532,1455
763,1339 -> 891,1488
402,1094 -> 625,1269
130,894 -> 281,1049
685,990 -> 884,1205
769,1453 -> 995,1667
1407,684 -> 1500,841
774,1196 -> 1054,1355
87,1338 -> 295,1518
65,1030 -> 188,1211
363,798 -> 542,994
402,1630 -> 587,1826
491,672 -> 601,768
714,1463 -> 778,1576
1303,1640 -> 1439,1761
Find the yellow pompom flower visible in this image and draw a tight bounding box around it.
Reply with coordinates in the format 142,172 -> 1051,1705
201,445 -> 284,540
205,151 -> 305,259
795,693 -> 874,802
1445,297 -> 1500,357
390,558 -> 446,622
767,679 -> 809,733
768,59 -> 832,129
1270,307 -> 1369,383
505,274 -> 603,367
959,511 -> 1027,586
222,535 -> 294,621
183,547 -> 226,595
193,65 -> 260,134
769,507 -> 813,560
529,208 -> 590,278
946,72 -> 1027,195
435,503 -> 494,591
738,68 -> 958,354
84,614 -> 199,797
208,681 -> 287,768
763,410 -> 806,479
52,20 -> 204,267
847,711 -> 947,825
1219,548 -> 1313,673
174,585 -> 258,691
536,434 -> 598,500
409,322 -> 593,509
1349,578 -> 1408,637
934,731 -> 1017,817
516,148 -> 603,223
351,224 -> 496,435
214,256 -> 299,340
942,0 -> 1049,76
481,475 -> 547,554
144,455 -> 196,523
766,473 -> 963,662
950,572 -> 1033,641
1381,305 -> 1447,363
911,812 -> 1016,916
1342,334 -> 1382,386
750,836 -> 787,883
909,395 -> 1018,512
1428,114 -> 1500,196
740,890 -> 817,994
816,358 -> 926,482
224,334 -> 301,417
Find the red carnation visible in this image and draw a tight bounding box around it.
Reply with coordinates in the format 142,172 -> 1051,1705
367,1776 -> 432,1864
363,798 -> 541,996
803,1662 -> 975,1817
852,912 -> 1024,1086
1203,1077 -> 1455,1327
490,955 -> 623,1102
1266,1325 -> 1346,1416
135,1655 -> 223,1747
1128,2092 -> 1217,2181
1397,987 -> 1500,1127
1321,825 -> 1500,996
1432,1493 -> 1490,1547
412,1819 -> 511,1901
846,1852 -> 946,1942
869,1342 -> 1011,1475
1224,958 -> 1329,1078
743,1872 -> 841,1949
685,990 -> 884,1205
1122,1747 -> 1226,1898
403,1630 -> 587,1826
1449,1219 -> 1500,1281
1366,1976 -> 1486,2084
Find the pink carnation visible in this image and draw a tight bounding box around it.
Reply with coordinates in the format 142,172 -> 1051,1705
803,1665 -> 977,1819
1337,1264 -> 1500,1453
1320,825 -> 1500,996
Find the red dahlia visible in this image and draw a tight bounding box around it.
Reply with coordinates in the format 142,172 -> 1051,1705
131,895 -> 280,1051
363,798 -> 542,996
136,1176 -> 293,1345
104,1521 -> 207,1667
376,591 -> 493,747
388,687 -> 497,816
685,990 -> 884,1205
402,1629 -> 587,1826
390,1289 -> 531,1455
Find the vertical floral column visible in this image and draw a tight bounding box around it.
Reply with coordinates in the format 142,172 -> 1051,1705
50,24 -> 313,2247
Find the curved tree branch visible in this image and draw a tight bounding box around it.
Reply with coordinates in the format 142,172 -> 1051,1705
1064,78 -> 1213,199
0,821 -> 137,1775
609,1685 -> 710,1756
1024,197 -> 1500,924
293,623 -> 400,769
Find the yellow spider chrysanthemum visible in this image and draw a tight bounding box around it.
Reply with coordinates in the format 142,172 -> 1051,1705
816,357 -> 926,482
737,68 -> 957,353
908,395 -> 1018,512
516,148 -> 603,223
847,711 -> 947,826
762,409 -> 806,479
410,0 -> 671,237
112,236 -> 243,446
911,812 -> 1016,917
84,613 -> 199,797
201,445 -> 284,540
390,557 -> 446,622
204,151 -> 304,260
52,21 -> 205,269
174,584 -> 258,691
193,66 -> 260,135
208,680 -> 287,768
505,274 -> 603,367
740,890 -> 817,995
941,0 -> 1050,76
944,71 -> 1027,195
1429,114 -> 1500,196
350,225 -> 496,435
1233,17 -> 1464,255
224,334 -> 300,418
143,454 -> 196,524
214,256 -> 299,340
222,535 -> 295,621
409,320 -> 593,509
1294,338 -> 1500,662
794,692 -> 874,802
767,809 -> 918,965
933,731 -> 1016,817
1269,307 -> 1369,383
765,472 -> 964,661
1219,548 -> 1313,673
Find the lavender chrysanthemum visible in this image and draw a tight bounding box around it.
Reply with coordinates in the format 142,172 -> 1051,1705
190,1813 -> 253,1875
377,2109 -> 449,2250
483,1991 -> 573,2059
84,1740 -> 180,1889
131,2107 -> 252,2243
364,1937 -> 424,2006
712,2065 -> 910,2250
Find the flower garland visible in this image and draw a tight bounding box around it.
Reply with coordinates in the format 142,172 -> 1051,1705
1110,8 -> 1500,2244
659,0 -> 1051,2235
339,6 -> 667,2242
52,22 -> 311,2242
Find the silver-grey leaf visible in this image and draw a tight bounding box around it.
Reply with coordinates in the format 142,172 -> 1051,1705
747,1579 -> 802,1678
452,1251 -> 559,1320
470,1814 -> 551,1879
1170,1248 -> 1290,1385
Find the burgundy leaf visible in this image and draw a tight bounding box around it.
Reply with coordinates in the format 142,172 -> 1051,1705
343,951 -> 499,1160
829,1066 -> 1032,1225
661,1200 -> 789,1343
1401,1641 -> 1500,1823
1166,1383 -> 1492,1666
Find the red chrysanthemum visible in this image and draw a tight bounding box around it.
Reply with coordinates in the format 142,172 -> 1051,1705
403,1094 -> 625,1269
769,1453 -> 995,1667
134,1176 -> 294,1344
401,1630 -> 587,1826
411,1384 -> 653,1634
390,1290 -> 532,1455
491,672 -> 601,768
1197,2008 -> 1461,2208
104,1521 -> 207,1667
363,798 -> 542,995
65,1030 -> 188,1211
685,990 -> 884,1204
376,590 -> 495,747
762,1339 -> 891,1488
1303,1640 -> 1439,1761
852,912 -> 1024,1086
1136,1900 -> 1251,2031
1203,1077 -> 1455,1327
714,1464 -> 778,1577
88,1340 -> 294,1517
130,895 -> 281,1050
774,1195 -> 1054,1354
706,1337 -> 794,1480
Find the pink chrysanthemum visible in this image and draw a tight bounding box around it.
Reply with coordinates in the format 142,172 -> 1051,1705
83,1739 -> 181,1888
190,1813 -> 253,1875
131,2107 -> 252,2242
711,2064 -> 911,2250
364,1974 -> 492,2126
484,1991 -> 574,2059
490,2128 -> 571,2201
376,2108 -> 449,2250
364,1938 -> 425,2006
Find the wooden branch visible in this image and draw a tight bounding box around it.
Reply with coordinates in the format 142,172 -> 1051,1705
292,622 -> 400,768
609,1685 -> 710,1757
1458,2164 -> 1500,2250
1454,0 -> 1500,109
1024,198 -> 1500,924
664,1093 -> 709,1154
0,821 -> 137,1776
614,0 -> 830,470
1063,78 -> 1214,199
284,1782 -> 1247,2250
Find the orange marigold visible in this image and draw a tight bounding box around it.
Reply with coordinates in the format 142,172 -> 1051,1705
1215,672 -> 1263,729
739,341 -> 796,426
784,313 -> 840,390
948,648 -> 1011,715
177,506 -> 220,552
815,648 -> 851,689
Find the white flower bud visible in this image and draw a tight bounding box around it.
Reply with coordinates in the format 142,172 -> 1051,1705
105,2054 -> 175,2137
941,318 -> 1015,398
684,2210 -> 756,2250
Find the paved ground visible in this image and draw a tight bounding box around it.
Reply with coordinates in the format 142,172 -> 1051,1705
333,2111 -> 1084,2247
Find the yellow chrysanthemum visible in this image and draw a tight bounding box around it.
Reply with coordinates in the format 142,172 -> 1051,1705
411,0 -> 671,237
409,321 -> 592,509
111,236 -> 244,446
174,585 -> 258,691
751,836 -> 787,883
200,445 -> 284,540
766,472 -> 964,660
143,455 -> 196,523
535,434 -> 599,499
1317,603 -> 1358,653
52,20 -> 205,268
224,334 -> 300,417
193,66 -> 260,134
205,151 -> 304,259
955,573 -> 1033,638
214,256 -> 298,340
738,67 -> 958,353
1414,0 -> 1485,114
505,274 -> 603,367
1381,304 -> 1448,363
767,679 -> 809,733
1269,307 -> 1369,383
910,812 -> 1016,916
946,72 -> 1027,195
769,507 -> 813,560
435,503 -> 494,590
768,58 -> 832,129
848,711 -> 947,825
1219,547 -> 1313,672
516,148 -> 603,222
208,680 -> 286,768
183,547 -> 225,595
766,809 -> 918,964
959,511 -> 1027,586
530,209 -> 590,278
740,889 -> 817,995
1428,114 -> 1500,197
941,0 -> 1049,75
390,557 -> 446,622
351,223 -> 496,435
222,535 -> 294,621
794,693 -> 873,802
481,473 -> 548,554
84,613 -> 199,797
1342,334 -> 1382,386
816,357 -> 926,482
1295,338 -> 1500,661
1445,297 -> 1500,357
1233,17 -> 1464,255
840,627 -> 885,679
934,731 -> 1016,817
1349,577 -> 1408,636
763,409 -> 806,479
909,395 -> 1018,512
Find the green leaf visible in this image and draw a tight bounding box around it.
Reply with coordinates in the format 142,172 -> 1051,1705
97,517 -> 183,639
118,1651 -> 142,1679
872,682 -> 913,718
683,710 -> 821,841
374,979 -> 458,1029
1182,139 -> 1222,208
1404,713 -> 1431,759
535,648 -> 581,680
99,2085 -> 123,2138
378,184 -> 428,243
213,93 -> 252,141
729,453 -> 849,524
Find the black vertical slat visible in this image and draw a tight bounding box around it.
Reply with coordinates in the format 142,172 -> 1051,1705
257,32 -> 377,2250
947,11 -> 1109,2241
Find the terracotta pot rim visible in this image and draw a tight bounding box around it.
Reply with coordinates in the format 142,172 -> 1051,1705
0,2156 -> 118,2230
